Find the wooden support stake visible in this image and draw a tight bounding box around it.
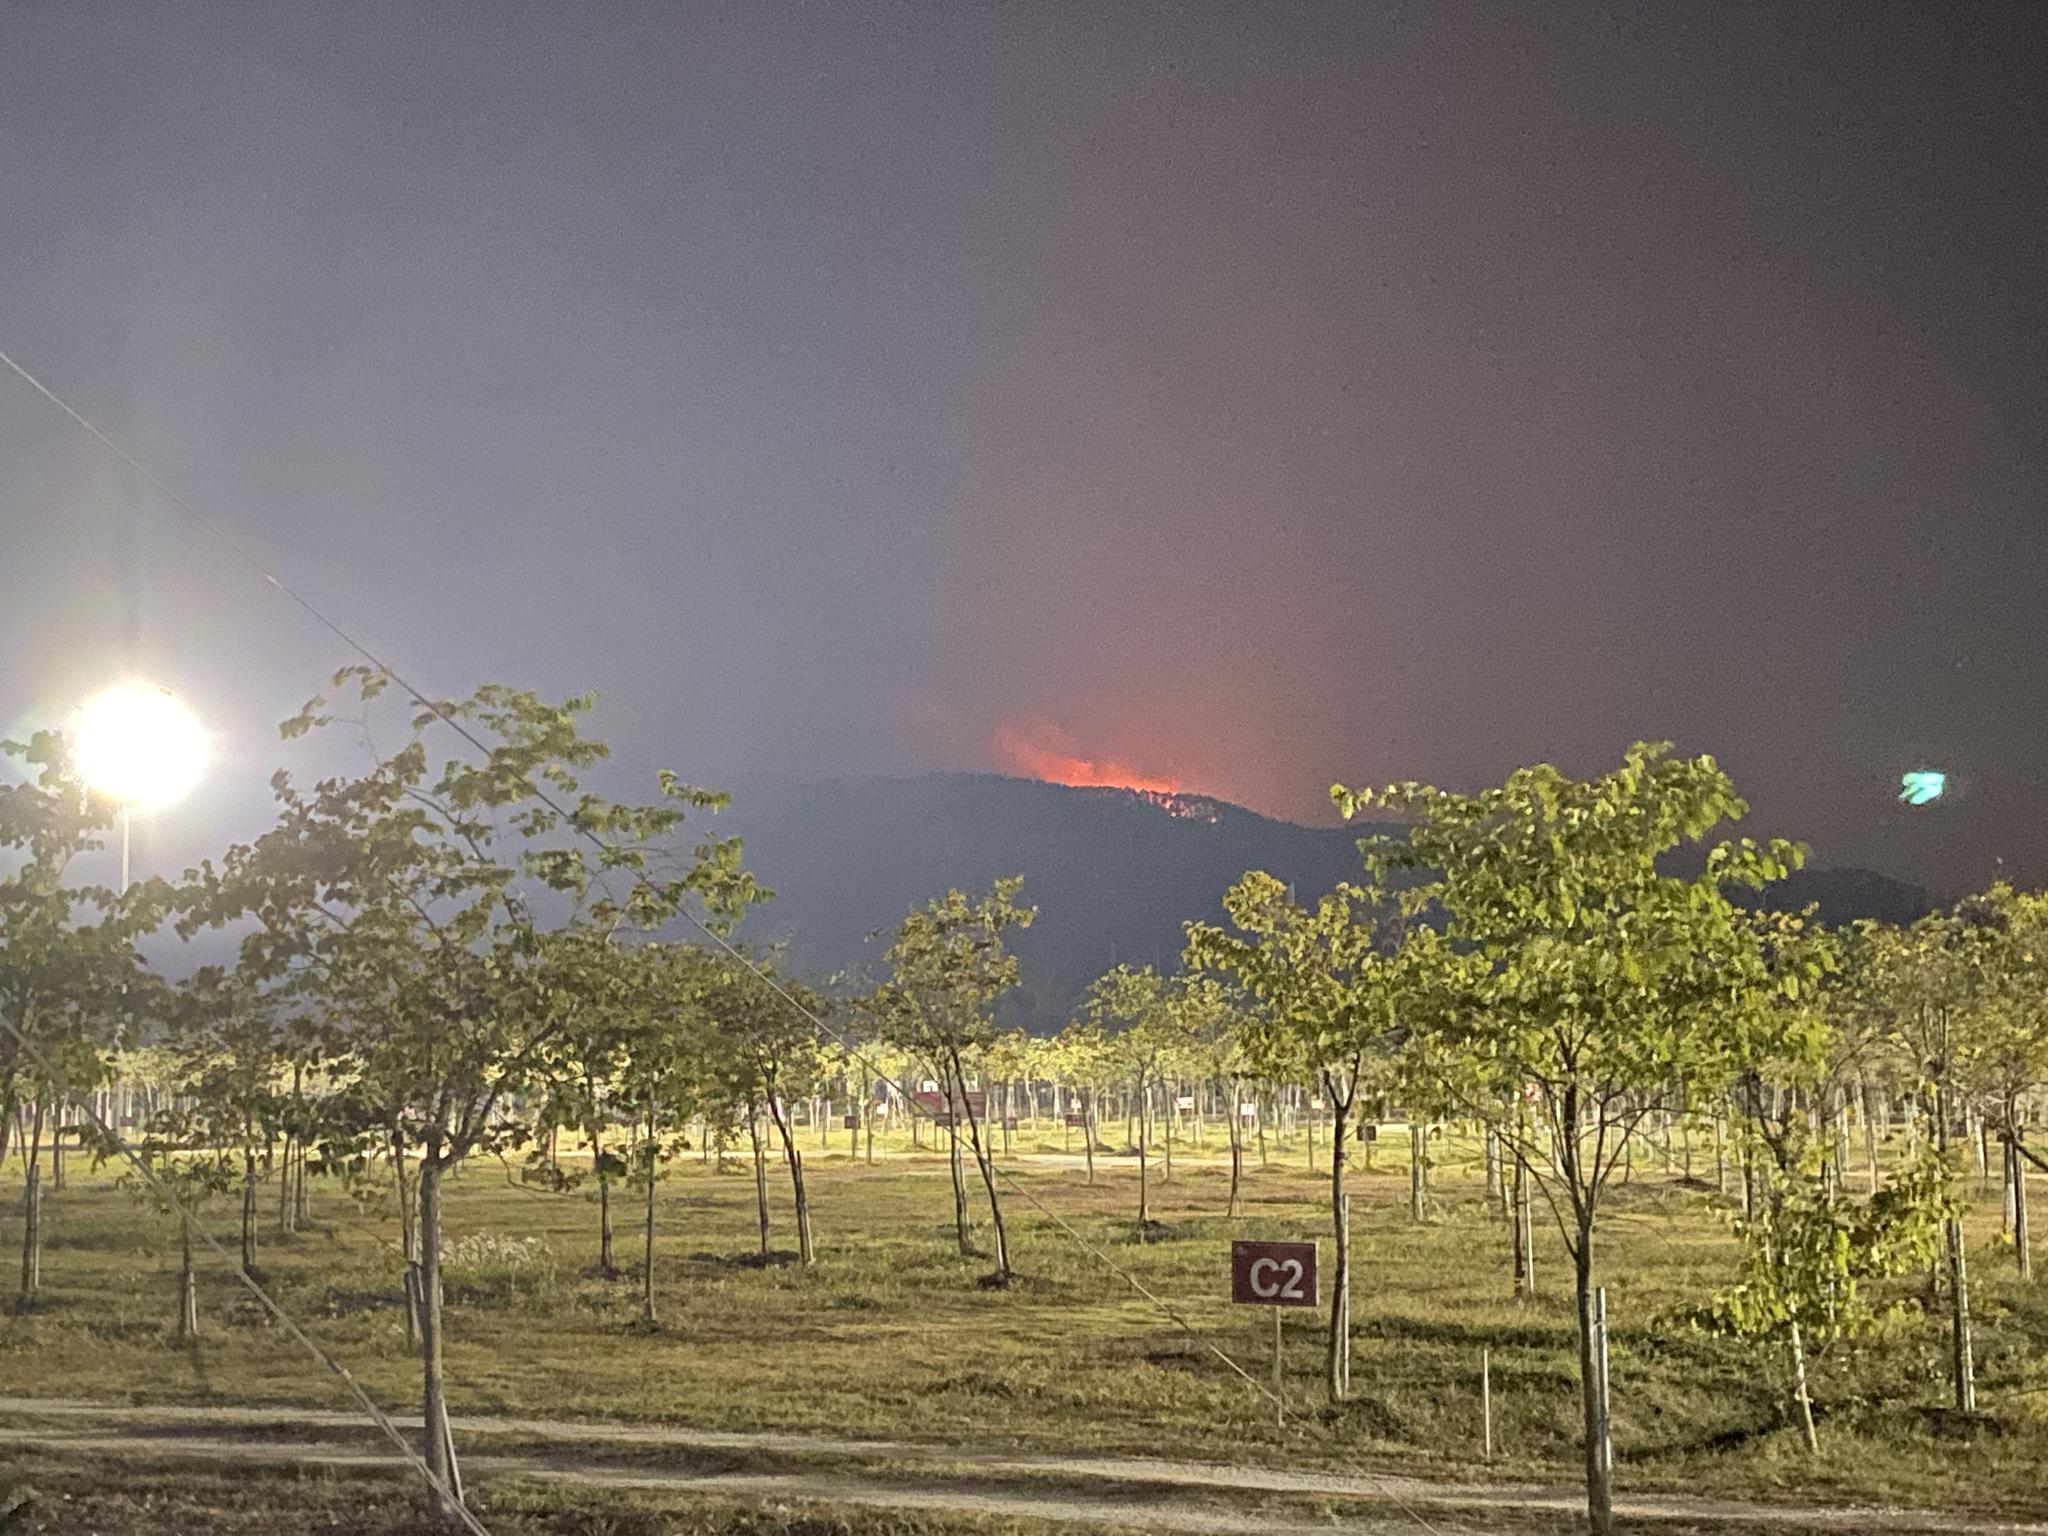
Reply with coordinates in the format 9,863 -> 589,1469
1482,1346 -> 1493,1462
1273,1308 -> 1284,1428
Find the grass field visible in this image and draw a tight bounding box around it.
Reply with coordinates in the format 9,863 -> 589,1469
4,1121 -> 2046,1526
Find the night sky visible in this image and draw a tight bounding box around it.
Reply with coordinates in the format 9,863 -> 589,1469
3,3 -> 2044,896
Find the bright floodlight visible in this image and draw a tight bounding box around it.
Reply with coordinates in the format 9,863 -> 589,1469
1900,770 -> 1946,807
71,682 -> 209,810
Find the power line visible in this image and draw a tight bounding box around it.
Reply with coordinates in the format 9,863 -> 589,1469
2,343 -> 1457,1536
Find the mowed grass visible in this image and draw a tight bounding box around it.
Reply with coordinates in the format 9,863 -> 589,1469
4,1123 -> 2046,1517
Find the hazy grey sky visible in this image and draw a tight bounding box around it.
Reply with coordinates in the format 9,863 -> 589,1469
4,2 -> 2044,893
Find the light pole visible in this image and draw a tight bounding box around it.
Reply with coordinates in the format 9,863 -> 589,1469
70,681 -> 209,892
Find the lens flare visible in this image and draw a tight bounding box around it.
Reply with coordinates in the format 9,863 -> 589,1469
1899,770 -> 1946,807
70,682 -> 209,809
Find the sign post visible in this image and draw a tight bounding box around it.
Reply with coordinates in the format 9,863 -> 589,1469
1231,1239 -> 1318,1428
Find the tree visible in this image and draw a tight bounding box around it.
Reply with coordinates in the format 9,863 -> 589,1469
1948,886 -> 2048,1280
708,950 -> 829,1267
1082,966 -> 1177,1227
1860,909 -> 1984,1410
1187,872 -> 1442,1400
876,878 -> 1036,1284
1,729 -> 162,1307
89,1100 -> 241,1341
1710,912 -> 1950,1450
179,670 -> 757,1502
161,966 -> 296,1278
1336,743 -> 1822,1536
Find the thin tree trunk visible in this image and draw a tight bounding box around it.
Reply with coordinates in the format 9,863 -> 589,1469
1227,1078 -> 1242,1218
641,1110 -> 660,1325
956,1060 -> 1011,1282
1082,1085 -> 1096,1186
747,1109 -> 771,1258
395,1131 -> 420,1355
1789,1318 -> 1818,1454
1409,1123 -> 1424,1222
766,1089 -> 815,1266
240,1146 -> 258,1275
417,1152 -> 460,1509
945,1067 -> 975,1253
2013,1126 -> 2033,1281
1137,1073 -> 1150,1226
18,1099 -> 44,1304
594,1123 -> 615,1274
1574,1225 -> 1614,1536
1935,1086 -> 1976,1412
176,1214 -> 198,1341
1327,1094 -> 1351,1401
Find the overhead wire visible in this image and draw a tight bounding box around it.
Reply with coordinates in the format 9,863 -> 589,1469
1,343 -> 1460,1536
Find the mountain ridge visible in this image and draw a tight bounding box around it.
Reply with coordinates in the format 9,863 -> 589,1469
715,772 -> 1935,1030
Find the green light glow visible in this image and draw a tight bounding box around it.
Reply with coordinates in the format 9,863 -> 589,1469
1900,771 -> 1946,806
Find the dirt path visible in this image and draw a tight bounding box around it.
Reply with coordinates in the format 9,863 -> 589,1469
1,1397 -> 2040,1535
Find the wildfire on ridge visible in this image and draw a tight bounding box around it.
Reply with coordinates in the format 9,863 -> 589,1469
989,721 -> 1185,796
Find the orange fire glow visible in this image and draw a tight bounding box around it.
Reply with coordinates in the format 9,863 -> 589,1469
989,721 -> 1185,796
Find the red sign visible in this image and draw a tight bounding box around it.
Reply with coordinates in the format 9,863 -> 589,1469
1063,1113 -> 1087,1128
1231,1240 -> 1318,1308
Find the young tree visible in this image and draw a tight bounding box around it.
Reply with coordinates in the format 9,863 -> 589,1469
1336,743 -> 1822,1536
708,951 -> 829,1267
90,1104 -> 241,1340
1082,966 -> 1177,1226
1187,872 -> 1443,1400
1948,886 -> 2048,1280
179,670 -> 757,1500
1,729 -> 161,1307
876,878 -> 1036,1284
1712,913 -> 1950,1450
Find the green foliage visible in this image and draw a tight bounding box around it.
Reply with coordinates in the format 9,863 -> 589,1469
0,729 -> 166,1118
1703,1126 -> 1951,1352
873,878 -> 1036,1073
1334,743 -> 1831,1237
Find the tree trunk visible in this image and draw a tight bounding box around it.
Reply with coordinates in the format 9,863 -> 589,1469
417,1153 -> 461,1510
641,1113 -> 660,1325
1227,1079 -> 1243,1219
1789,1317 -> 1818,1454
1574,1228 -> 1614,1536
2014,1129 -> 2033,1281
1408,1123 -> 1424,1222
1511,1150 -> 1532,1299
240,1147 -> 258,1275
1326,1096 -> 1350,1401
1162,1082 -> 1174,1183
943,1067 -> 974,1254
594,1123 -> 615,1275
1864,1084 -> 1881,1195
1484,1126 -> 1501,1204
956,1059 -> 1010,1282
1137,1074 -> 1150,1226
18,1100 -> 44,1305
176,1214 -> 198,1342
393,1131 -> 420,1353
18,1162 -> 40,1305
1935,1090 -> 1976,1412
766,1091 -> 815,1267
748,1109 -> 771,1258
1082,1086 -> 1095,1186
